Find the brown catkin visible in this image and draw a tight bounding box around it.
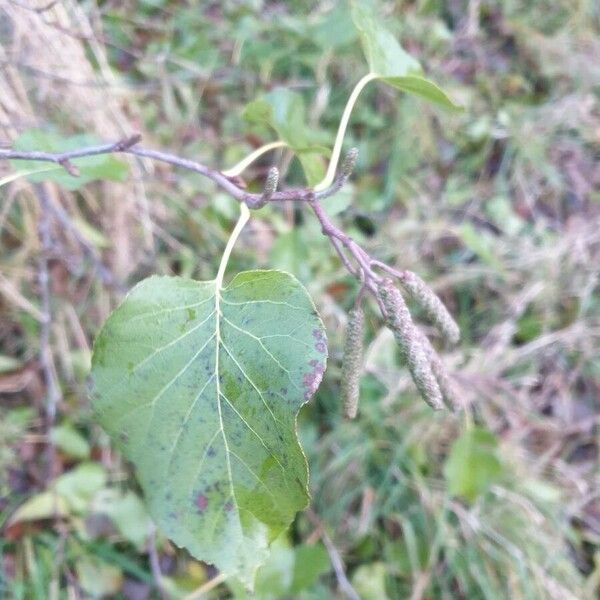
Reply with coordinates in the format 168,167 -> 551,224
414,328 -> 460,411
400,272 -> 460,345
377,279 -> 444,410
341,306 -> 365,419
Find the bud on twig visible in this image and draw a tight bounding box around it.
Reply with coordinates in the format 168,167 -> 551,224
339,147 -> 359,184
249,166 -> 279,209
400,272 -> 460,345
377,279 -> 444,410
341,306 -> 365,419
263,166 -> 279,199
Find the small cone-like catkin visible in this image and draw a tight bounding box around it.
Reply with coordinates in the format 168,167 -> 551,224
340,147 -> 359,183
251,167 -> 279,208
263,166 -> 279,199
341,306 -> 365,419
414,328 -> 460,411
377,279 -> 444,410
400,272 -> 460,345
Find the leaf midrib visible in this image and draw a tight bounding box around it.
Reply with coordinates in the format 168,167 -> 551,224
213,281 -> 238,516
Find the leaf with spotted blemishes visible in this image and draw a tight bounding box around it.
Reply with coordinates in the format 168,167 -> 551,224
90,270 -> 327,587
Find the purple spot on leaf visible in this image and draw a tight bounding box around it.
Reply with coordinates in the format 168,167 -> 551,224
302,359 -> 325,400
195,493 -> 208,513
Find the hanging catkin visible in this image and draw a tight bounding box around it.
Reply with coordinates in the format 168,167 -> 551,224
400,271 -> 460,345
341,306 -> 364,419
377,279 -> 444,410
414,328 -> 460,411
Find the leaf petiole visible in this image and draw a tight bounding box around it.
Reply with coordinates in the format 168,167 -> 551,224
215,201 -> 251,290
222,141 -> 288,178
314,72 -> 377,191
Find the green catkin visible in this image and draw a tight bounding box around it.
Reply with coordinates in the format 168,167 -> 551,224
377,279 -> 444,410
400,272 -> 460,345
414,328 -> 460,411
341,306 -> 365,419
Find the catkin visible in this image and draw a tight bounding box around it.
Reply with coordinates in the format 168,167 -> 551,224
340,147 -> 359,183
377,279 -> 444,410
263,166 -> 279,198
400,272 -> 460,345
341,306 -> 365,419
414,328 -> 460,411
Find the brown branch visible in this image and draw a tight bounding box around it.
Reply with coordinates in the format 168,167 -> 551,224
0,135 -> 378,287
2,134 -> 461,411
0,134 -> 336,204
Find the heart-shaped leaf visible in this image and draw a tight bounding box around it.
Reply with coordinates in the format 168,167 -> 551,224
90,270 -> 327,587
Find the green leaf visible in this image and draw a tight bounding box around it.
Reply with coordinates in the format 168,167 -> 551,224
350,0 -> 460,110
51,424 -> 91,460
352,562 -> 390,600
443,427 -> 504,502
457,222 -> 504,272
269,230 -> 311,282
290,542 -> 330,593
7,462 -> 106,525
8,491 -> 70,525
351,0 -> 421,76
92,488 -> 154,549
377,76 -> 461,109
75,557 -> 123,598
227,537 -> 330,598
54,463 -> 107,513
90,270 -> 328,587
10,129 -> 128,190
243,89 -> 328,185
0,355 -> 22,373
311,5 -> 358,49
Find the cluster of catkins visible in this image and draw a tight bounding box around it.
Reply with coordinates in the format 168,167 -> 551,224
341,274 -> 460,418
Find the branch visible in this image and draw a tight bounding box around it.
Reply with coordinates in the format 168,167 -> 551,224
1,134 -> 461,411
0,134 -> 341,205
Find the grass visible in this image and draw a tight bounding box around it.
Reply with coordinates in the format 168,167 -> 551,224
0,1 -> 598,598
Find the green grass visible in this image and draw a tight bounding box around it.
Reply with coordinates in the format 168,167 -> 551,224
0,1 -> 598,598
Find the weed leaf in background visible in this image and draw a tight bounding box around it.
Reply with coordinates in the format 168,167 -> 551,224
90,270 -> 327,587
444,427 -> 504,502
243,88 -> 329,185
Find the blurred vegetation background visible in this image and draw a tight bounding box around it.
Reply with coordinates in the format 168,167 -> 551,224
0,0 -> 598,598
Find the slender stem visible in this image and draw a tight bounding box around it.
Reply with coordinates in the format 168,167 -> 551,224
184,572 -> 227,600
215,201 -> 250,289
314,73 -> 377,192
148,528 -> 168,600
221,141 -> 287,177
306,509 -> 360,600
0,166 -> 62,188
370,259 -> 409,281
